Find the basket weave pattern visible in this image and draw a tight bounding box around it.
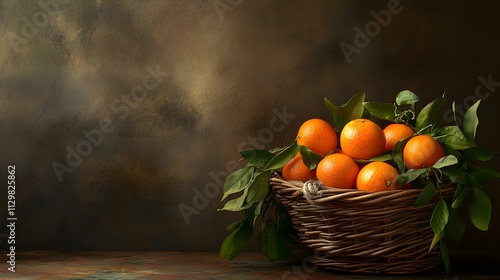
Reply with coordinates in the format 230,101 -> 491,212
270,175 -> 453,274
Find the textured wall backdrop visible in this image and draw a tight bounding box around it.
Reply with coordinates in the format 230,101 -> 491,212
0,0 -> 499,253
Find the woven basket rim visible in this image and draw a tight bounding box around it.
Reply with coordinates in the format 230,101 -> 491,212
270,173 -> 456,205
270,173 -> 455,199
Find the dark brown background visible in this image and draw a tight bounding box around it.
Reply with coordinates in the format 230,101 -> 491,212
0,0 -> 499,256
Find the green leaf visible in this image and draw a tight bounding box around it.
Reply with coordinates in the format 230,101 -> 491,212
259,221 -> 295,261
416,93 -> 446,131
429,198 -> 449,250
465,147 -> 496,161
462,100 -> 481,141
396,90 -> 420,105
276,202 -> 298,244
269,146 -> 285,154
431,198 -> 449,236
439,126 -> 476,150
324,91 -> 365,132
440,238 -> 450,273
469,166 -> 500,184
432,155 -> 458,169
257,221 -> 272,258
452,185 -> 469,209
441,142 -> 462,160
324,97 -> 341,128
451,101 -> 458,125
442,169 -> 466,185
363,102 -> 396,122
474,166 -> 500,178
219,188 -> 250,211
343,91 -> 367,122
446,207 -> 465,241
464,172 -> 482,188
267,224 -> 295,261
414,183 -> 436,207
226,220 -> 243,232
299,145 -> 324,170
221,167 -> 254,201
249,200 -> 264,226
469,187 -> 492,231
246,171 -> 271,203
265,141 -> 299,171
392,138 -> 410,172
430,230 -> 444,252
355,153 -> 392,164
396,168 -> 428,185
277,219 -> 298,245
240,149 -> 275,167
253,200 -> 263,217
220,218 -> 253,260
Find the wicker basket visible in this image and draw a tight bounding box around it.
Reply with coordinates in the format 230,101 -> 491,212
270,175 -> 454,274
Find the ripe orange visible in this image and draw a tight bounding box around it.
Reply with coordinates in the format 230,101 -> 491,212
282,153 -> 316,182
340,119 -> 385,160
356,162 -> 402,192
403,135 -> 445,169
297,118 -> 338,156
316,153 -> 359,189
383,123 -> 415,151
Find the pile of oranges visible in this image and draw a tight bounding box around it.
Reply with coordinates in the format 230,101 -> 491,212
282,118 -> 445,192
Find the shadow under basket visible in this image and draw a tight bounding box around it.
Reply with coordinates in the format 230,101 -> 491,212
270,175 -> 454,275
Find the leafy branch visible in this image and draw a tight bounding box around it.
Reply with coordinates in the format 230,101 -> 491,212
388,91 -> 499,272
219,141 -> 300,260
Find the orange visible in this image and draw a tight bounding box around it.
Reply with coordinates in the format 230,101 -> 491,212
340,119 -> 385,160
297,118 -> 338,156
316,153 -> 359,189
403,135 -> 445,169
383,123 -> 415,151
356,162 -> 403,192
282,153 -> 316,182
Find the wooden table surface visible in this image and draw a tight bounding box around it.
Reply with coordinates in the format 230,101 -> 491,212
1,251 -> 499,279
